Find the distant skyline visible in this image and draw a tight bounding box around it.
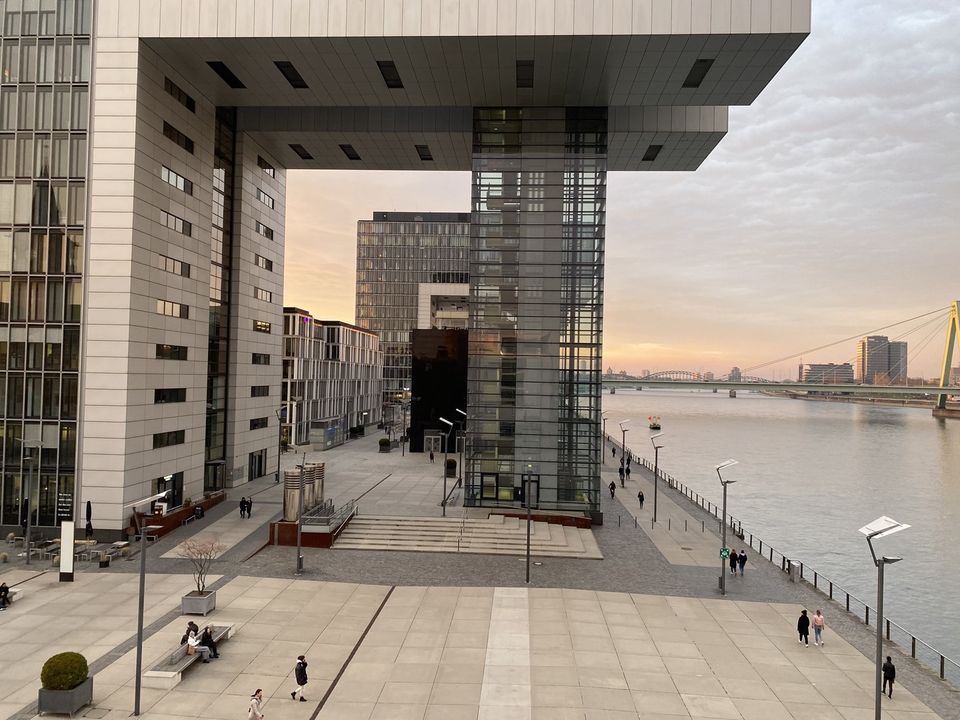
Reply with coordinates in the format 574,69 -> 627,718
283,0 -> 959,379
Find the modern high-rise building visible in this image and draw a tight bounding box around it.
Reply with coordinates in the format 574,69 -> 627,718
281,307 -> 382,451
803,363 -> 855,384
355,211 -> 470,417
0,0 -> 807,534
857,336 -> 908,384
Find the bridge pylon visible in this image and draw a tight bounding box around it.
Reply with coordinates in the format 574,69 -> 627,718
936,300 -> 960,411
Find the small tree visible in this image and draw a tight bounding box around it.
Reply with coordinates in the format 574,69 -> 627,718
177,538 -> 226,594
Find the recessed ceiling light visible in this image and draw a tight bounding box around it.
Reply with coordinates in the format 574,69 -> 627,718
376,61 -> 403,89
339,144 -> 361,161
516,60 -> 534,89
206,61 -> 245,89
289,143 -> 313,160
642,144 -> 662,162
682,58 -> 714,89
275,61 -> 308,89
415,145 -> 433,161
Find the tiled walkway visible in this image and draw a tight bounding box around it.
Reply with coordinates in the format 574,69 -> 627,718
4,574 -> 942,720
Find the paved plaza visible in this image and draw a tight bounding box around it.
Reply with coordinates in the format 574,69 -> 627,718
1,435 -> 957,719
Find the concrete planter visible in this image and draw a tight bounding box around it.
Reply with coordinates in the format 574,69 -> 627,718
181,590 -> 216,616
378,444 -> 391,453
38,676 -> 92,717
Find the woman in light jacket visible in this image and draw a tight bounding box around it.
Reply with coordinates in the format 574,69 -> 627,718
187,629 -> 211,662
248,688 -> 264,720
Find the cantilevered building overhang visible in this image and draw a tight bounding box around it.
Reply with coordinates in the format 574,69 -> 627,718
67,0 -> 810,531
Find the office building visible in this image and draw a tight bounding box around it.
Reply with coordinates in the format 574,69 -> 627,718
281,308 -> 382,451
803,363 -> 855,384
355,211 -> 470,418
0,0 -> 807,533
857,336 -> 908,384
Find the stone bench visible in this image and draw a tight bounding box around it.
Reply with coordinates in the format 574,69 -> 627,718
142,624 -> 233,690
3,587 -> 23,605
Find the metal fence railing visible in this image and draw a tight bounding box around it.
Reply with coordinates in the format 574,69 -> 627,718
301,499 -> 355,533
604,433 -> 959,687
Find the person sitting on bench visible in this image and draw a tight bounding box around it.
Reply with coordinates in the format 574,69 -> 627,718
186,629 -> 212,662
200,626 -> 220,658
0,582 -> 9,611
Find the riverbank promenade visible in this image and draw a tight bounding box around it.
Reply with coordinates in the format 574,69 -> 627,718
0,434 -> 956,719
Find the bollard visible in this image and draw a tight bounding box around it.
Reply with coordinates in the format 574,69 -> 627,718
668,518 -> 671,531
618,515 -> 621,527
651,518 -> 655,529
634,516 -> 637,528
701,520 -> 704,532
684,520 -> 687,532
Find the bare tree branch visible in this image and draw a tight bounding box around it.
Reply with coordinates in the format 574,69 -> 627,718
176,538 -> 226,594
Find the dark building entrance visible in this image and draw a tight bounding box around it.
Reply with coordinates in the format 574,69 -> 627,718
409,330 -> 468,456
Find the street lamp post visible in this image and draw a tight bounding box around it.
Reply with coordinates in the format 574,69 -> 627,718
456,408 -> 467,487
715,459 -> 739,596
650,433 -> 664,523
123,490 -> 170,716
618,420 -> 630,487
859,516 -> 910,720
601,412 -> 608,464
295,452 -> 306,575
15,438 -> 43,565
439,417 -> 454,516
401,387 -> 410,456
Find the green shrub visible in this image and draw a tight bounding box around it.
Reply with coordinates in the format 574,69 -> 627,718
41,652 -> 88,691
378,438 -> 390,447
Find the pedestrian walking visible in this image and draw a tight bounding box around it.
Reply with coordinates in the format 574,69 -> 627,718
618,465 -> 625,487
608,481 -> 616,499
246,497 -> 253,518
248,689 -> 265,720
239,497 -> 247,519
429,450 -> 435,463
812,609 -> 825,646
637,490 -> 645,509
291,655 -> 309,701
797,609 -> 810,647
882,656 -> 896,698
625,465 -> 631,482
626,454 -> 631,467
729,549 -> 738,575
737,550 -> 747,576
612,446 -> 616,458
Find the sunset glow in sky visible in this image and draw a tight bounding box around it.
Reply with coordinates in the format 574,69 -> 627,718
283,1 -> 959,379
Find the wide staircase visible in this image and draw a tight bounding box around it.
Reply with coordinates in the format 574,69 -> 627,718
333,514 -> 602,559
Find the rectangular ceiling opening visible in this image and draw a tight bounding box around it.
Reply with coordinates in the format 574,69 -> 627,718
642,144 -> 663,162
682,58 -> 714,88
206,61 -> 246,89
289,143 -> 313,160
376,61 -> 404,89
516,60 -> 534,88
415,144 -> 433,161
275,61 -> 308,89
339,144 -> 361,161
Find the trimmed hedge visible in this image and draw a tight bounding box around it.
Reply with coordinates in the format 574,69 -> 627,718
40,652 -> 88,691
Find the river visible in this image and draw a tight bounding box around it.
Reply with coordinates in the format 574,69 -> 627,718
602,388 -> 960,668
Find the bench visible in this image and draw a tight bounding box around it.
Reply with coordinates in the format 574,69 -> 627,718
142,624 -> 233,690
1,587 -> 23,607
180,514 -> 196,527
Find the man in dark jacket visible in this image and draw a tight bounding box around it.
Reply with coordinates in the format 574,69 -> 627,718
291,655 -> 308,701
797,609 -> 810,646
0,582 -> 9,610
882,656 -> 896,698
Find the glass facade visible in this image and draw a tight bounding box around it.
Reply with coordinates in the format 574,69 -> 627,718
0,0 -> 91,529
466,107 -> 606,515
204,107 -> 236,492
355,211 -> 470,412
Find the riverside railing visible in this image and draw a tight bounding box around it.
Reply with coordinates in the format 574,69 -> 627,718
605,433 -> 959,687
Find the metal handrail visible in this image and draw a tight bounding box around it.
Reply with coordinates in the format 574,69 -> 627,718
604,433 -> 960,686
301,499 -> 355,532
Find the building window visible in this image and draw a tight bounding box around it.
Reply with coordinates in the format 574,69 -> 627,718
252,353 -> 270,365
162,121 -> 194,154
253,320 -> 271,333
255,254 -> 273,271
164,77 -> 196,113
256,188 -> 274,209
250,417 -> 268,430
160,209 -> 192,236
153,429 -> 185,449
159,254 -> 190,277
249,448 -> 268,479
154,388 -> 186,403
254,220 -> 274,240
156,299 -> 189,319
156,471 -> 184,509
257,155 -> 275,177
254,287 -> 272,303
251,385 -> 269,397
156,344 -> 188,360
160,165 -> 193,195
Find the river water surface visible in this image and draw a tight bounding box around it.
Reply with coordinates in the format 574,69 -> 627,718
602,389 -> 960,668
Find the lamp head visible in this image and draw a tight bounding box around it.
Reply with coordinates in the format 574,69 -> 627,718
715,459 -> 738,471
439,417 -> 454,427
455,408 -> 467,417
858,516 -> 910,540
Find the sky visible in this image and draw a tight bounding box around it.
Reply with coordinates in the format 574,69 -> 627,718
283,0 -> 959,380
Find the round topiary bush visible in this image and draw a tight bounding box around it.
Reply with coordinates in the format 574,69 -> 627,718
378,438 -> 390,447
40,652 -> 88,691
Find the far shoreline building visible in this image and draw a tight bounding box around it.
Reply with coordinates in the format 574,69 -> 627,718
803,363 -> 855,384
857,336 -> 908,384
